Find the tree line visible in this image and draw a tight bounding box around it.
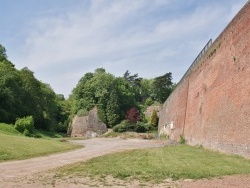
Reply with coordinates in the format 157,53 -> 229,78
0,44 -> 175,133
0,44 -> 69,132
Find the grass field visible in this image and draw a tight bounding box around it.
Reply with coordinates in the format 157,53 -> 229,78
0,123 -> 21,136
0,123 -> 82,162
58,145 -> 250,182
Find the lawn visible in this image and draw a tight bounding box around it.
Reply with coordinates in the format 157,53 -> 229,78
0,123 -> 21,136
58,145 -> 250,182
0,128 -> 82,162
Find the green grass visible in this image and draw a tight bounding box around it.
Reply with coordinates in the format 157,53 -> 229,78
32,129 -> 66,139
0,132 -> 82,162
58,145 -> 250,182
0,123 -> 21,135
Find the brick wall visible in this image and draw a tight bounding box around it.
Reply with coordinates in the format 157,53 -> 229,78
158,1 -> 250,158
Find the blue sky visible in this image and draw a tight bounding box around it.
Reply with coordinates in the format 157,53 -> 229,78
0,0 -> 248,97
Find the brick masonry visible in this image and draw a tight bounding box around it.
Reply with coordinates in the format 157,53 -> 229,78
158,1 -> 250,158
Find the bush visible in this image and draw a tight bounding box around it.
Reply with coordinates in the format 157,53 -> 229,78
134,122 -> 148,133
77,109 -> 89,117
14,116 -> 34,134
23,129 -> 30,136
179,134 -> 186,144
113,123 -> 127,133
150,109 -> 159,127
144,97 -> 154,106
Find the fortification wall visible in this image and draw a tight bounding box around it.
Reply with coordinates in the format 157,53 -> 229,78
159,1 -> 250,158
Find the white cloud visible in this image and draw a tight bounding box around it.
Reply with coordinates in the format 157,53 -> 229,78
11,0 -> 248,97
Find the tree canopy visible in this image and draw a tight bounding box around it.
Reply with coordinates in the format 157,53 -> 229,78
0,43 -> 175,133
0,44 -> 69,132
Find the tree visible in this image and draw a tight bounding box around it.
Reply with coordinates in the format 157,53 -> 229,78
151,72 -> 173,103
126,107 -> 140,123
123,70 -> 142,102
150,109 -> 159,127
0,44 -> 7,61
106,90 -> 120,127
0,61 -> 24,123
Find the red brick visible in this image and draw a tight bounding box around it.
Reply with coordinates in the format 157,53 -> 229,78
159,1 -> 250,158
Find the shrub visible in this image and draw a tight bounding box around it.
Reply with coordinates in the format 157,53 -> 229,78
14,116 -> 34,134
113,123 -> 127,133
144,97 -> 154,106
134,122 -> 148,133
23,129 -> 30,136
150,109 -> 159,127
126,107 -> 140,123
179,134 -> 186,144
77,109 -> 89,117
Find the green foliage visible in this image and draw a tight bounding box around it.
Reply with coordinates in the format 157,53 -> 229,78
179,134 -> 186,144
0,123 -> 20,135
151,72 -> 173,103
77,109 -> 89,117
112,121 -> 155,133
0,44 -> 176,135
14,116 -> 34,134
134,122 -> 147,133
106,90 -> 120,127
150,109 -> 159,127
144,97 -> 154,106
112,122 -> 127,133
0,44 -> 72,133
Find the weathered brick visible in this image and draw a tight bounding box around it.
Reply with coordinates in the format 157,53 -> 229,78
158,1 -> 250,158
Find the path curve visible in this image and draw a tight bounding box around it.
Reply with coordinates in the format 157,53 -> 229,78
0,137 -> 166,186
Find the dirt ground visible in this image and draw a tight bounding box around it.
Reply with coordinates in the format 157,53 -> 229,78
0,137 -> 249,188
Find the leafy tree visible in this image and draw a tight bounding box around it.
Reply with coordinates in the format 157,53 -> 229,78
150,109 -> 159,127
151,72 -> 173,103
0,61 -> 24,123
123,70 -> 142,102
106,90 -> 120,127
126,107 -> 140,123
14,116 -> 34,134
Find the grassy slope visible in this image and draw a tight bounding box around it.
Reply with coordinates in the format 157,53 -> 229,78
59,145 -> 250,181
0,123 -> 20,135
0,123 -> 81,162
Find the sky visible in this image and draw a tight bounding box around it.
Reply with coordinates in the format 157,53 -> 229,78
0,0 -> 248,97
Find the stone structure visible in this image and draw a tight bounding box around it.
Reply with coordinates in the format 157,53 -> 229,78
68,107 -> 107,137
144,105 -> 161,121
159,1 -> 250,158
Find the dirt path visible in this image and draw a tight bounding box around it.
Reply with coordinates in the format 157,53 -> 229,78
0,137 -> 166,187
0,137 -> 249,187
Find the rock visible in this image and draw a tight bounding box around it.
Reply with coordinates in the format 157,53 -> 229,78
67,107 -> 107,138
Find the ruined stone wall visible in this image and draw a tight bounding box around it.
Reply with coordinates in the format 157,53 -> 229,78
159,1 -> 250,158
68,107 -> 107,137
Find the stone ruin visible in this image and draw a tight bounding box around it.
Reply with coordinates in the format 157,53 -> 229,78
67,107 -> 107,138
144,105 -> 161,120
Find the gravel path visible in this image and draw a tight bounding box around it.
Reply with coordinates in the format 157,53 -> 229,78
0,137 -> 249,187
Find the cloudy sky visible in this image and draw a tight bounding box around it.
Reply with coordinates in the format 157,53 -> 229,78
0,0 -> 248,97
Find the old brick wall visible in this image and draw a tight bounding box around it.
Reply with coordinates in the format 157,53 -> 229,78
159,1 -> 250,158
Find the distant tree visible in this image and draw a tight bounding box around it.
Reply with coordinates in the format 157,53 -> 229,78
0,44 -> 7,61
106,89 -> 120,127
150,109 -> 159,127
123,70 -> 142,101
152,72 -> 173,103
126,107 -> 140,123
